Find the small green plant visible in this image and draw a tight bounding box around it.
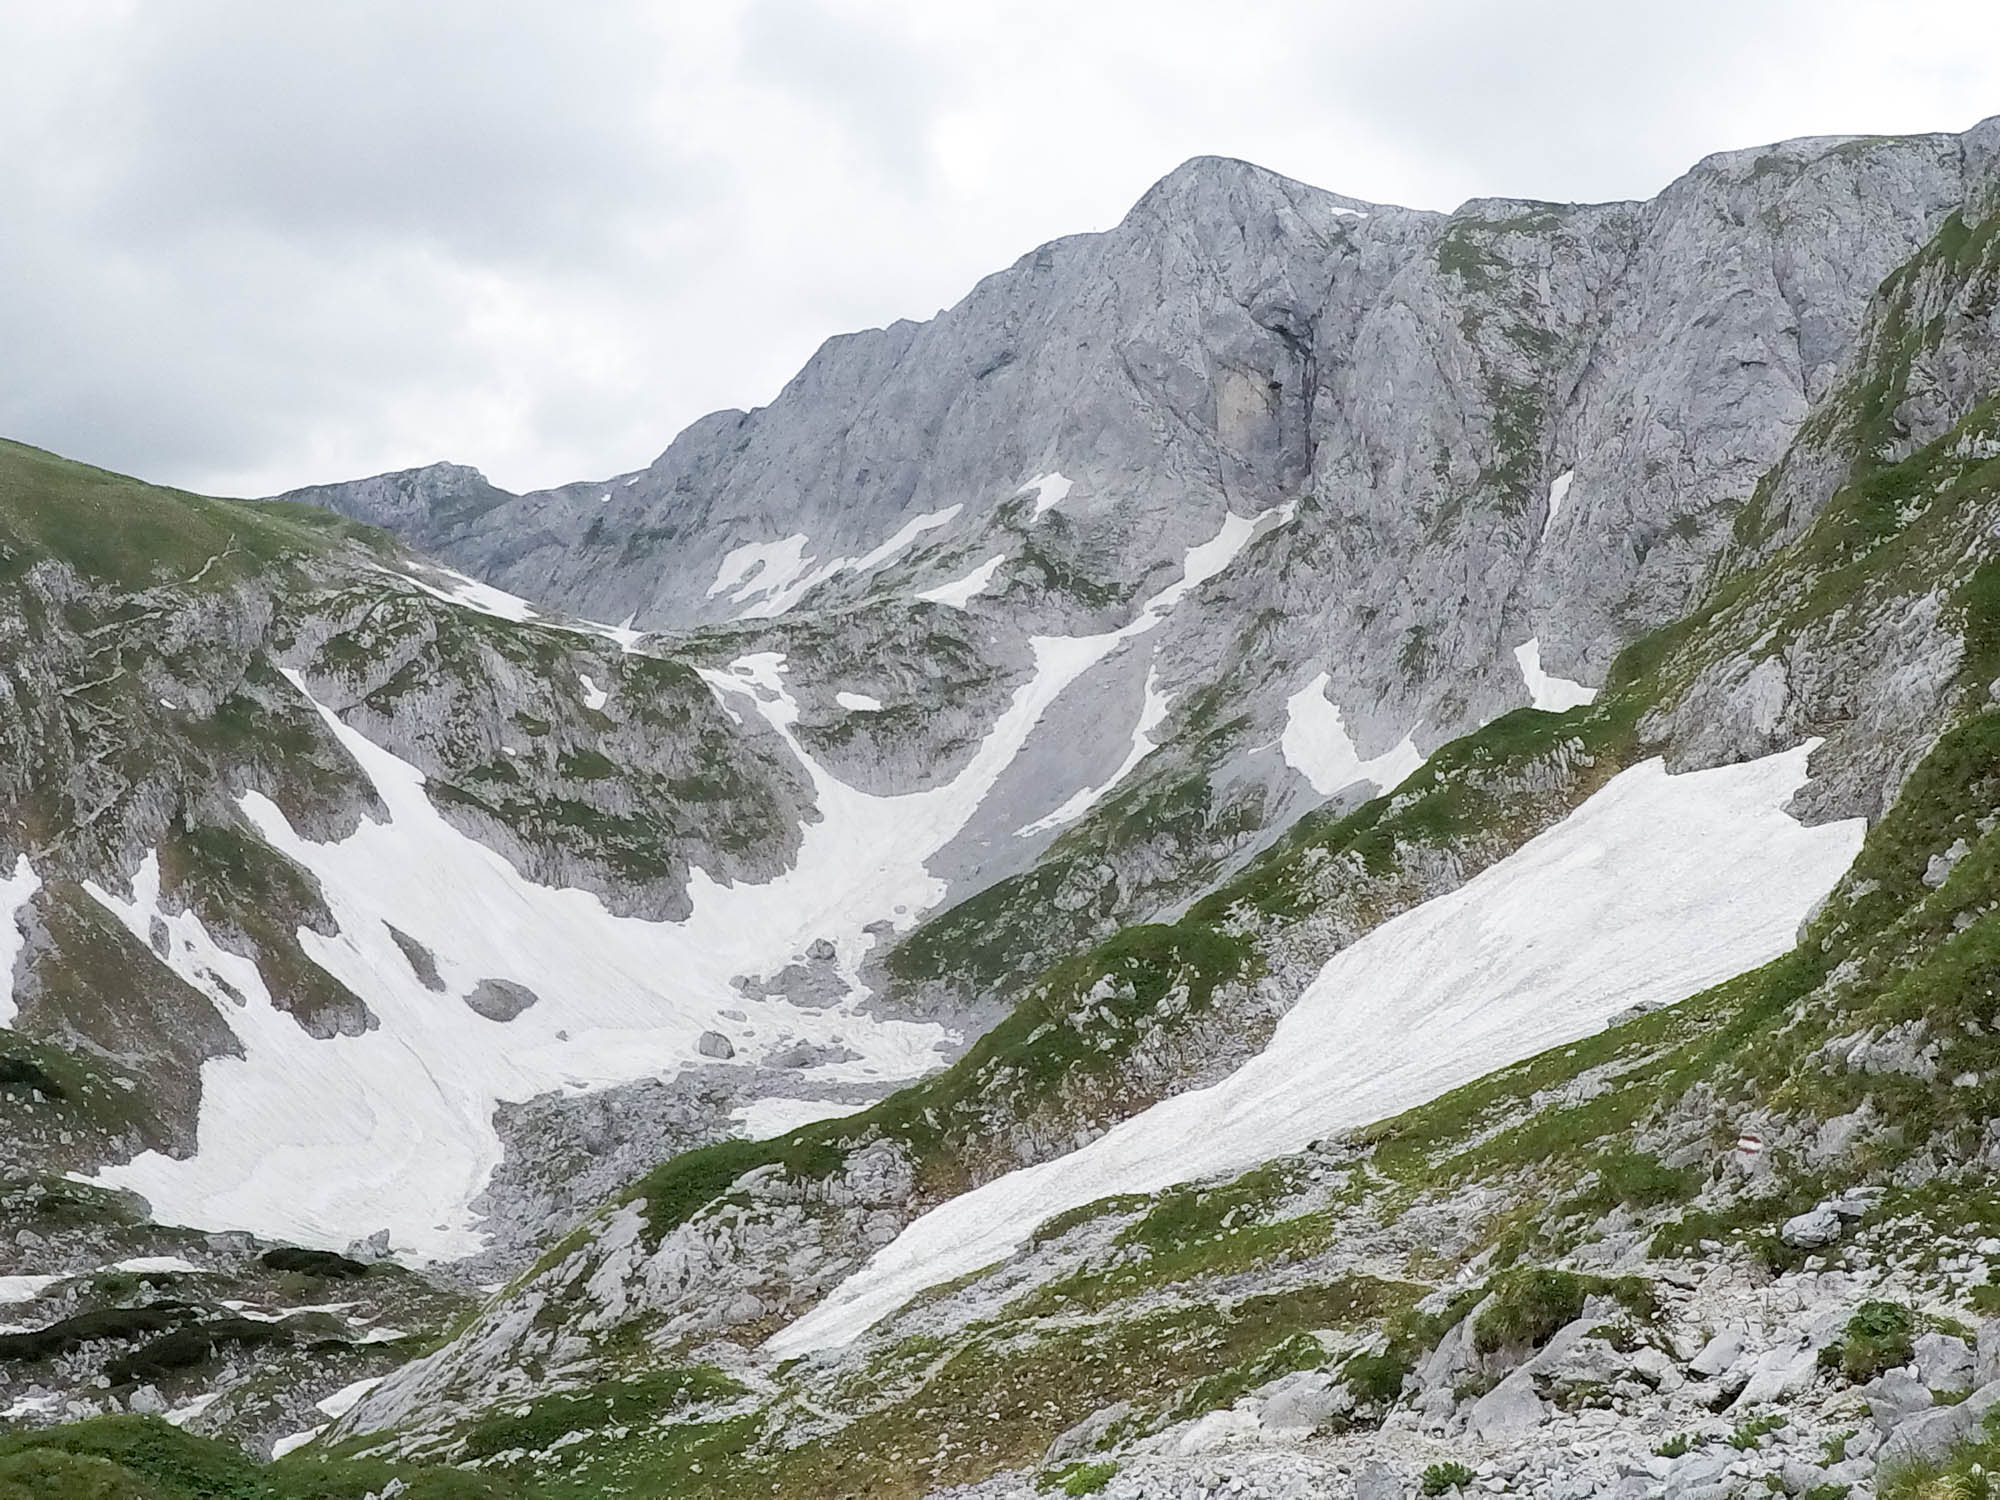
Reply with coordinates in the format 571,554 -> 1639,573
1045,1461 -> 1118,1496
1821,1430 -> 1857,1465
1729,1413 -> 1787,1449
1657,1432 -> 1694,1458
1471,1268 -> 1587,1355
1344,1350 -> 1411,1404
1970,1284 -> 2000,1315
1838,1300 -> 1917,1382
1801,1486 -> 1852,1500
1422,1460 -> 1478,1496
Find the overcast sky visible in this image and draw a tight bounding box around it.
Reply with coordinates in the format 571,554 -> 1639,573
4,1 -> 1998,498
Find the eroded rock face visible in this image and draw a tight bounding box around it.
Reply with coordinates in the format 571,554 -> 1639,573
463,979 -> 538,1023
290,127 -> 1981,763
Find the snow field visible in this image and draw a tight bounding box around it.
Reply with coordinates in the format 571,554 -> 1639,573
767,742 -> 1866,1353
88,506 -> 1280,1261
918,554 -> 1007,609
1024,471 -> 1074,518
1514,637 -> 1598,712
1279,674 -> 1423,798
0,854 -> 40,1026
708,506 -> 963,619
1542,470 -> 1574,541
1016,664 -> 1172,836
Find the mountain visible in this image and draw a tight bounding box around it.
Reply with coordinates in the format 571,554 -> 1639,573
1,115 -> 1999,1500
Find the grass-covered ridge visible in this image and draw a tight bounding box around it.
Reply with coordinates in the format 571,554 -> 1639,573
0,438 -> 388,590
0,1414 -> 522,1499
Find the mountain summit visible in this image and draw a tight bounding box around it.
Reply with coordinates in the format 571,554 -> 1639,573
3,116 -> 2000,1498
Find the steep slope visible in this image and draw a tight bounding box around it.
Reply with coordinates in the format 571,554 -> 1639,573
291,123 -> 1995,1027
3,116 -> 1999,1499
316,144 -> 2000,1500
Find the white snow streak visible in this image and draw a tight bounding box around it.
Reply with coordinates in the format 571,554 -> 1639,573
835,691 -> 883,712
272,1427 -> 326,1458
918,554 -> 1007,609
315,1376 -> 383,1419
850,506 -> 962,571
0,854 -> 41,1027
709,508 -> 965,619
1542,470 -> 1574,542
1279,674 -> 1423,798
164,1392 -> 221,1427
398,566 -> 539,624
1024,472 -> 1073,518
577,673 -> 608,711
115,1255 -> 203,1275
769,743 -> 1865,1353
0,1275 -> 60,1305
734,1096 -> 868,1140
1016,664 -> 1171,837
1514,637 -> 1598,712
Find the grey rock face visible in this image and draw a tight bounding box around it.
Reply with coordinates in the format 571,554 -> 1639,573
463,978 -> 538,1023
289,126 -> 1987,764
695,1030 -> 735,1060
1779,1205 -> 1844,1249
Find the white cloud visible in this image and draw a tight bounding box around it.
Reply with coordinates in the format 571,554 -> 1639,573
1,0 -> 1996,496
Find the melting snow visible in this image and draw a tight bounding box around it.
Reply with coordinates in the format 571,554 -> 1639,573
272,1426 -> 326,1458
316,1376 -> 383,1419
578,673 -> 608,711
768,742 -> 1866,1353
1017,664 -> 1171,837
734,1096 -> 867,1140
0,1274 -> 60,1305
850,506 -> 962,571
1542,470 -> 1574,542
381,565 -> 648,655
0,854 -> 41,1027
1514,638 -> 1598,712
115,1255 -> 203,1275
84,509 -> 1277,1262
710,508 -> 965,619
918,554 -> 1007,609
835,691 -> 883,713
1024,472 -> 1073,518
708,536 -> 814,605
164,1392 -> 221,1428
1279,674 -> 1423,798
397,565 -> 540,625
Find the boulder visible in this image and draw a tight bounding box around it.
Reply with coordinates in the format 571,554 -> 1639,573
1663,1452 -> 1730,1498
1865,1369 -> 1935,1428
1689,1328 -> 1749,1377
697,1030 -> 736,1060
1467,1368 -> 1546,1439
1259,1371 -> 1350,1439
1042,1401 -> 1132,1468
463,978 -> 539,1022
1354,1462 -> 1402,1500
1915,1331 -> 1975,1393
1175,1401 -> 1262,1455
1732,1341 -> 1820,1407
1977,1318 -> 2000,1388
1878,1379 -> 2000,1468
1780,1205 -> 1843,1249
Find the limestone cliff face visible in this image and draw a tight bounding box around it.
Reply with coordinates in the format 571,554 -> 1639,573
289,124 -> 1990,746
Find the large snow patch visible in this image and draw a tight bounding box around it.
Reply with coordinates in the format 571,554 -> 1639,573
87,510 -> 1276,1261
1280,674 -> 1423,798
768,741 -> 1865,1353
